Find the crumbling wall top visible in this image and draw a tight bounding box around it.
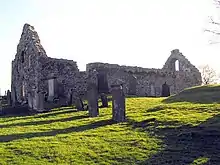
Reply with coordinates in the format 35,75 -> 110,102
86,62 -> 161,74
14,23 -> 47,61
162,49 -> 200,73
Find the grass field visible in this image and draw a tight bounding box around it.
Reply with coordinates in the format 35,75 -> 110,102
0,85 -> 220,164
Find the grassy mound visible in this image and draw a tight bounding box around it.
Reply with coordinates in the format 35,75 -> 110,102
164,85 -> 220,104
0,87 -> 220,164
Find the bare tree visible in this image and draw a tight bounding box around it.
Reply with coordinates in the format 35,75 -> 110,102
199,65 -> 217,85
205,0 -> 220,44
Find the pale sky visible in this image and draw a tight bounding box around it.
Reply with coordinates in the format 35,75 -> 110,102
0,0 -> 219,94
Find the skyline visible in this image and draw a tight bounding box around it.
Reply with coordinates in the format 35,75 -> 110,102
0,0 -> 219,94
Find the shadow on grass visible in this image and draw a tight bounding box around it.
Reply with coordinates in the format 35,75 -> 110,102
0,115 -> 89,128
0,119 -> 115,142
128,114 -> 220,165
147,105 -> 166,112
3,109 -> 78,122
163,85 -> 220,104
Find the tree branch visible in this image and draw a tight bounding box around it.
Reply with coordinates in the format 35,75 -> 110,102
209,17 -> 220,26
204,29 -> 220,35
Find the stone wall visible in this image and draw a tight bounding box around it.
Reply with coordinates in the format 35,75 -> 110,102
11,24 -> 48,103
11,24 -> 202,105
86,50 -> 202,96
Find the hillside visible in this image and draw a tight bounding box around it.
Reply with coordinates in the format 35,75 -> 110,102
0,86 -> 220,164
164,85 -> 220,104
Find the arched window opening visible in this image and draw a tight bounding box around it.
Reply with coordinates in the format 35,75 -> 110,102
21,51 -> 25,63
175,60 -> 179,71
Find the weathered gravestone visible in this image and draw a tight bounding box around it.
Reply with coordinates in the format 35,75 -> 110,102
97,72 -> 109,94
87,83 -> 99,117
71,90 -> 84,111
28,92 -> 34,110
75,97 -> 84,111
161,82 -> 170,97
111,84 -> 126,122
100,93 -> 108,108
33,91 -> 45,112
128,74 -> 137,95
0,97 -> 3,115
6,90 -> 12,106
150,84 -> 156,97
11,87 -> 18,107
57,82 -> 65,98
68,89 -> 73,105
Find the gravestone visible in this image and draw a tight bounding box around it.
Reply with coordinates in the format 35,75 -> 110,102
87,83 -> 99,117
100,93 -> 108,108
75,97 -> 84,111
28,92 -> 33,110
128,74 -> 137,95
70,89 -> 84,110
58,82 -> 65,98
11,87 -> 18,107
150,84 -> 156,96
6,90 -> 12,106
97,72 -> 109,94
0,97 -> 3,115
68,89 -> 73,105
111,84 -> 126,122
161,82 -> 170,97
35,92 -> 45,112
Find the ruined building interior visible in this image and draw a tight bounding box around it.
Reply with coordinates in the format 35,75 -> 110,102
11,24 -> 202,110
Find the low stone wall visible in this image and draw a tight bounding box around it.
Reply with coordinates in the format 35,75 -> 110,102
86,62 -> 202,96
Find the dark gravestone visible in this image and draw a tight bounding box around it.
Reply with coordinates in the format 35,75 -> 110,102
87,83 -> 99,117
100,93 -> 108,108
111,84 -> 126,122
11,87 -> 18,107
36,92 -> 45,112
75,97 -> 84,111
57,83 -> 65,98
128,74 -> 137,95
68,89 -> 73,106
69,89 -> 84,110
6,90 -> 12,106
0,98 -> 2,115
161,82 -> 170,97
71,90 -> 84,111
97,72 -> 109,94
28,92 -> 34,110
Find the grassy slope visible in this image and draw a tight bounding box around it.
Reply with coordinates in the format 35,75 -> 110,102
0,85 -> 220,164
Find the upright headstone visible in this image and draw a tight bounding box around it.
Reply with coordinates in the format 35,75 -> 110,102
11,87 -> 18,107
58,82 -> 65,98
0,96 -> 3,115
68,89 -> 73,106
87,83 -> 99,117
75,97 -> 84,111
128,74 -> 137,95
36,92 -> 45,112
97,72 -> 109,94
100,93 -> 108,108
28,92 -> 33,110
161,82 -> 170,97
6,90 -> 12,106
150,84 -> 156,97
111,84 -> 126,122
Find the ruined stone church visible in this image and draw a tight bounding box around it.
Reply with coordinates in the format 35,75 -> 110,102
11,24 -> 202,109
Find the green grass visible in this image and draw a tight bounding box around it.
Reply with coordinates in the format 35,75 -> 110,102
164,84 -> 220,104
0,85 -> 220,164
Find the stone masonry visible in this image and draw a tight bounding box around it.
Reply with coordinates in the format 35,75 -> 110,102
11,24 -> 202,107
